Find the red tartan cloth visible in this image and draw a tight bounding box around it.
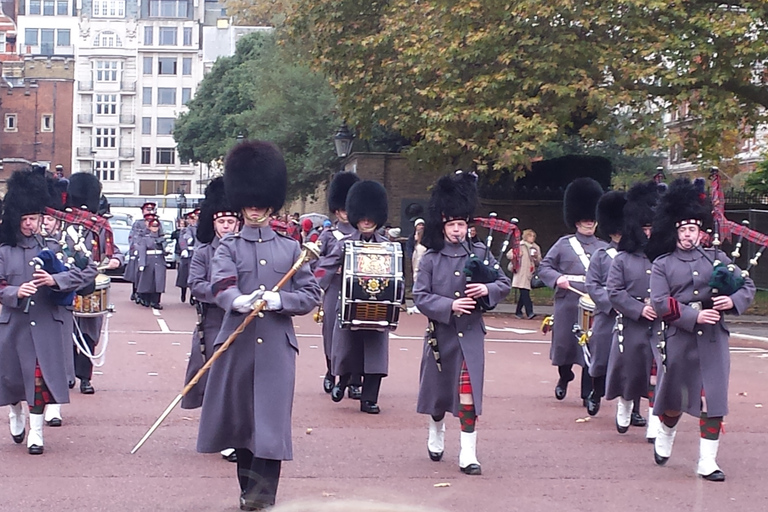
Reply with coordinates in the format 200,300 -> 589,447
44,207 -> 114,258
459,361 -> 472,395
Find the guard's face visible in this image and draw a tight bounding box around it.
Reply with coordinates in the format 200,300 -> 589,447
443,219 -> 468,243
42,215 -> 59,236
336,210 -> 348,223
677,224 -> 700,249
20,214 -> 42,237
643,226 -> 652,238
357,218 -> 377,234
214,216 -> 238,238
576,220 -> 596,236
149,223 -> 160,233
242,207 -> 271,226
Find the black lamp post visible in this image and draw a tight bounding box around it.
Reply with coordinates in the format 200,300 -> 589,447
333,123 -> 354,160
177,187 -> 187,221
237,132 -> 244,143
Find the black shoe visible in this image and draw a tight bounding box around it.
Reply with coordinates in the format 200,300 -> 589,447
654,448 -> 669,466
239,493 -> 268,511
180,294 -> 186,303
28,444 -> 43,455
586,391 -> 601,416
323,373 -> 335,394
139,298 -> 149,307
347,385 -> 362,400
189,297 -> 197,306
360,400 -> 380,414
555,379 -> 569,400
460,463 -> 482,475
130,292 -> 136,301
68,380 -> 75,389
80,379 -> 95,395
630,411 -> 647,427
224,452 -> 237,463
701,470 -> 726,482
11,429 -> 25,444
46,418 -> 62,427
616,417 -> 629,434
515,313 -> 523,319
429,449 -> 443,462
647,437 -> 655,444
331,384 -> 344,402
151,303 -> 163,310
527,314 -> 537,320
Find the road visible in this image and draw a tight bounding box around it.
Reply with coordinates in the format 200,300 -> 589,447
1,276 -> 767,512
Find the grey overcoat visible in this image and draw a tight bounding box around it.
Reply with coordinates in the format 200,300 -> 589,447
136,233 -> 166,294
585,242 -> 618,377
176,225 -> 196,288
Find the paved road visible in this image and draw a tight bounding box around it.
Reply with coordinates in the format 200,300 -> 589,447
1,277 -> 768,511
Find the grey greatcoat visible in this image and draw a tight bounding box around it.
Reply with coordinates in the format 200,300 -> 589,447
315,230 -> 390,377
124,219 -> 148,283
538,233 -> 608,367
0,234 -> 97,406
585,242 -> 618,377
605,251 -> 656,401
414,241 -> 511,417
650,247 -> 755,418
136,233 -> 166,294
181,239 -> 226,409
197,225 -> 320,460
175,225 -> 196,288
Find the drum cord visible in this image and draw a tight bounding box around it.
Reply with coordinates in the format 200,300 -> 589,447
72,313 -> 111,367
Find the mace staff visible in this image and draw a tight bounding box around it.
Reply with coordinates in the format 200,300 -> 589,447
130,242 -> 321,454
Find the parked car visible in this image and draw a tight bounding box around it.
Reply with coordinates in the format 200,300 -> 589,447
161,219 -> 177,269
106,225 -> 131,281
107,212 -> 133,228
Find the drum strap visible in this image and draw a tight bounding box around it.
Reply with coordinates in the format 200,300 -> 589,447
332,230 -> 345,241
568,237 -> 591,272
606,248 -> 618,259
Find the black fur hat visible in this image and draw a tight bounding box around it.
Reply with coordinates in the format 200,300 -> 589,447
422,171 -> 479,251
327,172 -> 360,213
645,178 -> 712,261
38,170 -> 68,211
619,181 -> 663,254
224,140 -> 287,213
197,177 -> 239,244
346,180 -> 388,228
0,168 -> 51,246
596,190 -> 626,239
67,172 -> 102,213
563,177 -> 604,228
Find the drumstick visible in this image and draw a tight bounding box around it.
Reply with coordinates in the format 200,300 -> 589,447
566,284 -> 588,298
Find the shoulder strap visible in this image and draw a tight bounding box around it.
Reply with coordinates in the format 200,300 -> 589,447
606,248 -> 618,259
568,236 -> 591,271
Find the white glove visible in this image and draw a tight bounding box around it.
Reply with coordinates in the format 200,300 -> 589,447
181,249 -> 189,258
232,290 -> 264,313
139,266 -> 145,272
262,291 -> 282,311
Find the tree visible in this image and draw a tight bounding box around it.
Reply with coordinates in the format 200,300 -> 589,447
223,0 -> 295,26
174,32 -> 341,200
744,158 -> 768,196
287,0 -> 768,173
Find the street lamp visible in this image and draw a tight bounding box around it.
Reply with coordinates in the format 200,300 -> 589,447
177,186 -> 187,221
237,132 -> 244,143
333,123 -> 354,159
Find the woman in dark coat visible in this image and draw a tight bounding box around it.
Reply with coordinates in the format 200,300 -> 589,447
647,178 -> 755,482
196,141 -> 320,511
414,171 -> 511,476
136,214 -> 167,309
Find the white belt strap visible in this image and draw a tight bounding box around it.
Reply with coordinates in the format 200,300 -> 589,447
563,275 -> 586,283
606,248 -> 618,259
332,230 -> 345,241
146,250 -> 163,255
568,236 -> 591,271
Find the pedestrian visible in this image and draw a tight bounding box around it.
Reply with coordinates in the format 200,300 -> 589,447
647,178 -> 755,482
196,140 -> 320,511
136,214 -> 167,309
509,228 -> 541,320
411,218 -> 427,282
413,171 -> 511,475
537,178 -> 605,405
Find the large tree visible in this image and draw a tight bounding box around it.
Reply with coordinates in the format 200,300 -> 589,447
174,32 -> 341,200
287,0 -> 768,173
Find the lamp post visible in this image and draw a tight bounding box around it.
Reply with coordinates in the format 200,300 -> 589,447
237,132 -> 244,143
177,187 -> 187,221
333,123 -> 354,163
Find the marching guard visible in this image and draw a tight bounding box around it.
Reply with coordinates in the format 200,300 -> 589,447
196,141 -> 320,511
126,202 -> 162,303
647,178 -> 755,481
176,210 -> 198,303
0,169 -> 97,455
136,214 -> 167,309
413,171 -> 511,475
538,177 -> 606,405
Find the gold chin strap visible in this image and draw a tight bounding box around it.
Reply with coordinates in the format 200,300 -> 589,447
243,208 -> 272,225
358,225 -> 376,234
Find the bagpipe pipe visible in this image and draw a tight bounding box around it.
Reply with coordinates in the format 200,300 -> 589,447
43,206 -> 115,263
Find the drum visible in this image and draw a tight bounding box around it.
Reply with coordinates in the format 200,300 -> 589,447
73,274 -> 111,317
578,295 -> 595,335
340,240 -> 405,330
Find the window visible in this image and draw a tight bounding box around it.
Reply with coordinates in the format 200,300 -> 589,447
142,117 -> 152,134
157,117 -> 175,135
95,61 -> 120,82
156,148 -> 175,165
143,26 -> 153,45
142,57 -> 152,74
57,0 -> 68,15
183,27 -> 192,46
93,0 -> 125,17
43,0 -> 54,15
142,87 -> 152,105
0,33 -> 6,53
30,0 -> 41,15
40,29 -> 54,55
157,87 -> 176,105
5,113 -> 17,132
182,57 -> 191,76
159,27 -> 176,46
95,94 -> 117,115
148,0 -> 190,18
41,114 -> 53,132
95,127 -> 117,148
141,147 -> 151,165
25,29 -> 38,47
158,57 -> 177,75
94,161 -> 117,181
57,29 -> 70,47
181,87 -> 191,104
94,31 -> 121,47
140,179 -> 190,195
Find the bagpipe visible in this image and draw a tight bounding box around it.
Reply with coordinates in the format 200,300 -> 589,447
43,206 -> 115,262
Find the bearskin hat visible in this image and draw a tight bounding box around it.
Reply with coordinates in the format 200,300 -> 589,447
563,177 -> 604,228
422,171 -> 479,251
596,190 -> 626,240
618,181 -> 663,254
38,170 -> 68,212
346,180 -> 388,229
645,178 -> 712,262
67,172 -> 102,214
0,168 -> 51,246
197,177 -> 238,244
224,140 -> 287,213
328,171 -> 360,213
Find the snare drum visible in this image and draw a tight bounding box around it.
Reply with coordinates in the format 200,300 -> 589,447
73,274 -> 111,317
340,241 -> 404,330
578,295 -> 595,335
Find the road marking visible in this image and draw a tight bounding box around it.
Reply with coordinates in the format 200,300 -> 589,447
137,351 -> 146,355
147,372 -> 158,376
171,342 -> 180,346
732,333 -> 768,343
157,319 -> 170,333
152,309 -> 161,317
486,326 -> 537,334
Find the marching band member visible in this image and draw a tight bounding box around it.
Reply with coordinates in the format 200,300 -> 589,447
584,190 -> 626,416
196,141 -> 320,511
413,171 -> 511,475
647,178 -> 755,481
605,182 -> 662,438
315,180 -> 391,414
126,202 -> 162,303
136,214 -> 167,310
0,169 -> 97,455
176,210 -> 198,304
538,178 -> 605,406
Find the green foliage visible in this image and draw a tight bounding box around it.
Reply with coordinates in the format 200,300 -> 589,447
744,157 -> 768,195
174,32 -> 341,200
